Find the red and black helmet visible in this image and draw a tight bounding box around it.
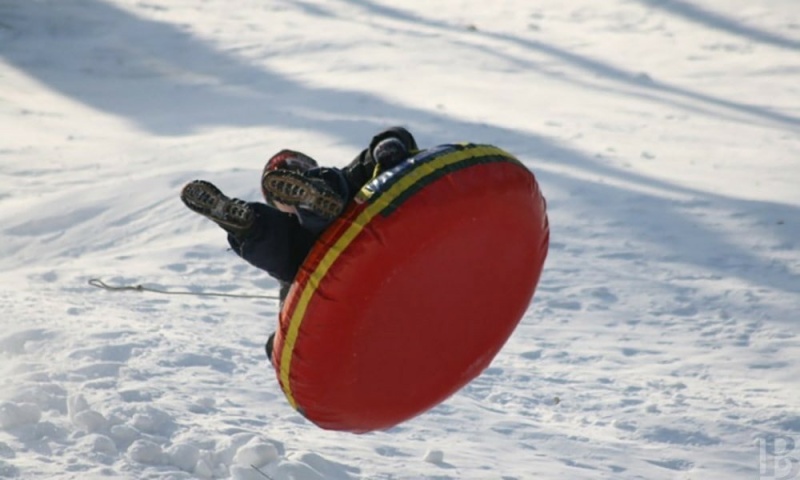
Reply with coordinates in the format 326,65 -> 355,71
261,149 -> 318,205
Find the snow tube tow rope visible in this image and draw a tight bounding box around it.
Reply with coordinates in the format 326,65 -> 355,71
271,143 -> 549,433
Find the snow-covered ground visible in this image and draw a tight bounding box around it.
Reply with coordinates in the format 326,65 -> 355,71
1,0 -> 799,478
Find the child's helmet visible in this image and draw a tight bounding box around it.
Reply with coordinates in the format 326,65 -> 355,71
262,149 -> 318,206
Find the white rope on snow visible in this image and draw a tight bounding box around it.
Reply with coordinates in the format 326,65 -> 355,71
87,278 -> 279,300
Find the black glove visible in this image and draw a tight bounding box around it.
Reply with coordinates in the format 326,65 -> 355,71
368,127 -> 418,171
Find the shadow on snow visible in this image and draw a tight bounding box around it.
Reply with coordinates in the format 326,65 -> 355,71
1,0 -> 797,298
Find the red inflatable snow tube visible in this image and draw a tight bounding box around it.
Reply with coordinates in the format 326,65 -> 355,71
271,143 -> 549,433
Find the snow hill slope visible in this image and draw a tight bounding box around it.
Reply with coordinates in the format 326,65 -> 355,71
1,0 -> 799,478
